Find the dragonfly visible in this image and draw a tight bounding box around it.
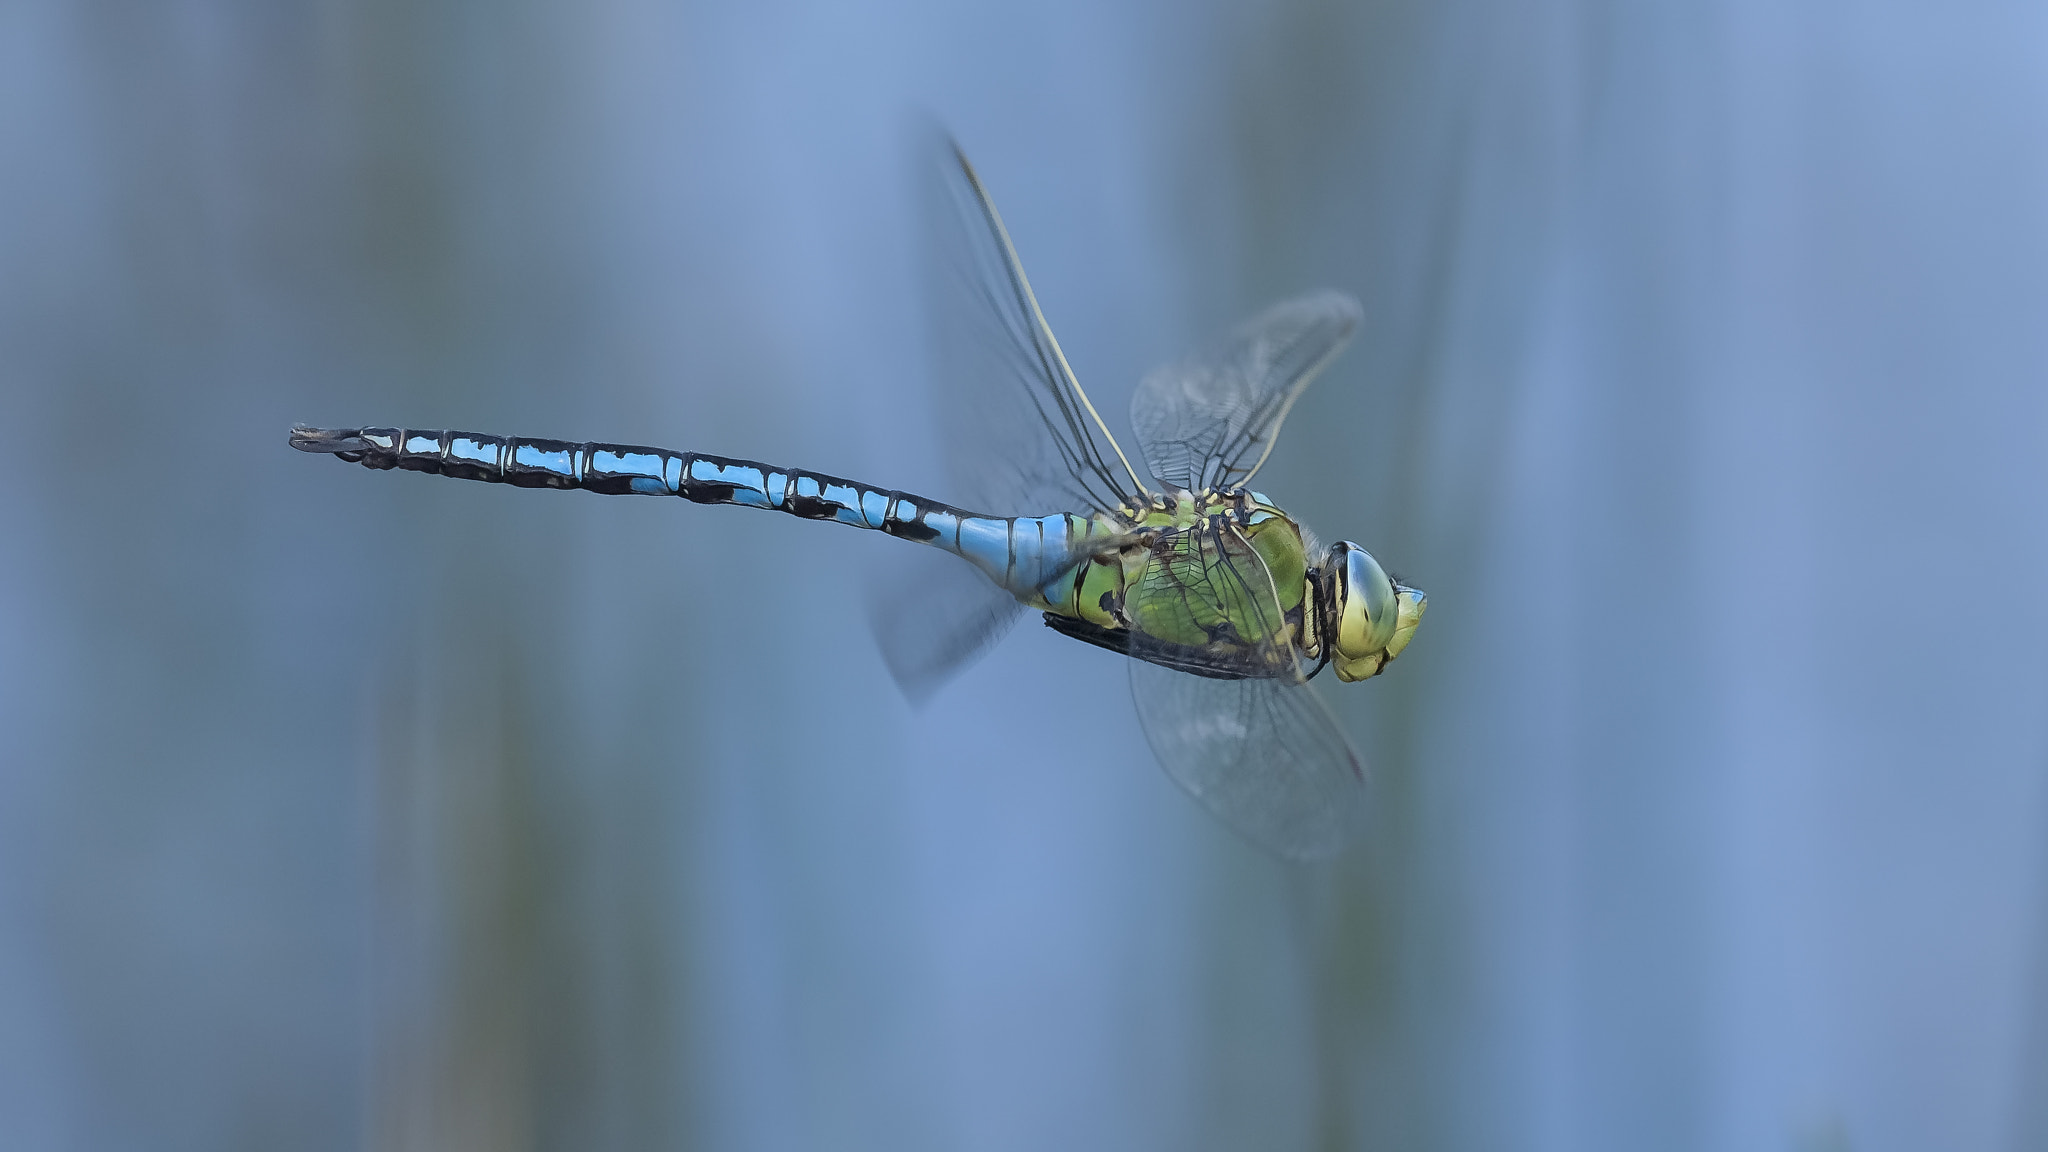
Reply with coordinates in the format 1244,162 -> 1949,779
291,141 -> 1424,860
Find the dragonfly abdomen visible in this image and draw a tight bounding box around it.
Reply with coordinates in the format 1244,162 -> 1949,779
290,425 -> 1101,596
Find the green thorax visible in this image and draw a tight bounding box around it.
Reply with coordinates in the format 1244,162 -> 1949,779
1033,489 -> 1321,678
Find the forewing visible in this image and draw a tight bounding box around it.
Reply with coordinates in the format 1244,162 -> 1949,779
1125,523 -> 1290,672
1129,659 -> 1365,860
1131,292 -> 1363,492
871,135 -> 1140,698
924,134 -> 1144,516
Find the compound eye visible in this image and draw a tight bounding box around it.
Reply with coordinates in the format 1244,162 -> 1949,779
1337,545 -> 1398,657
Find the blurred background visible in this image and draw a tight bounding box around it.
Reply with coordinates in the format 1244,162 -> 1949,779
3,0 -> 2046,1149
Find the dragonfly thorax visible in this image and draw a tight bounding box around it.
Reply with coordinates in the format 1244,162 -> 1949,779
1119,485 -> 1260,526
1087,487 -> 1317,677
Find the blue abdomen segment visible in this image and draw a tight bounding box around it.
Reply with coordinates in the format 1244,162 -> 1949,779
289,425 -> 1099,597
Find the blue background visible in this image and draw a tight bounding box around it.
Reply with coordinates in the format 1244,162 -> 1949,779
2,1 -> 2046,1149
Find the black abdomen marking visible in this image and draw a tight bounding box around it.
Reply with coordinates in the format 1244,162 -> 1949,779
289,425 -> 990,549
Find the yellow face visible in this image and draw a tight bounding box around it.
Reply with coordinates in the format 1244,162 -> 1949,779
1328,542 -> 1427,682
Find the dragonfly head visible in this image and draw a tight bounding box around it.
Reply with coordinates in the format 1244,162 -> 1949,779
1328,542 -> 1427,683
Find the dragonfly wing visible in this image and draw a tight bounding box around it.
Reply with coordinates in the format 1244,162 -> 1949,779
1130,292 -> 1364,492
1125,523 -> 1289,665
924,133 -> 1148,516
1120,519 -> 1362,857
868,546 -> 1025,704
1128,657 -> 1365,860
872,135 -> 1151,702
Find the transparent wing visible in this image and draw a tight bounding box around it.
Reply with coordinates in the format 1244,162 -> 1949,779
1129,658 -> 1365,860
1125,521 -> 1303,678
924,134 -> 1150,516
869,545 -> 1025,704
1130,292 -> 1363,492
1122,518 -> 1360,858
869,135 -> 1151,696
